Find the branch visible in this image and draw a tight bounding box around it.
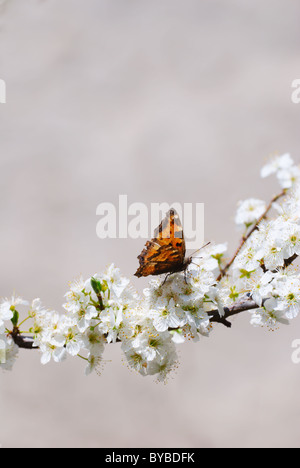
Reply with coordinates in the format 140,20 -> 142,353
217,190 -> 287,281
11,333 -> 36,349
284,253 -> 298,268
208,297 -> 259,328
11,297 -> 262,349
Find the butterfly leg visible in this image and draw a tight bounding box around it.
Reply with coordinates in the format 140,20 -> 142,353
184,269 -> 188,284
162,273 -> 172,286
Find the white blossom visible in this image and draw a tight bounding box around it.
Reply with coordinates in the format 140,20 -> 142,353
261,153 -> 294,178
271,272 -> 300,319
147,298 -> 184,332
281,223 -> 300,259
250,298 -> 289,330
277,166 -> 300,189
0,296 -> 28,328
249,270 -> 274,307
0,334 -> 19,371
235,199 -> 266,227
261,153 -> 300,189
193,243 -> 228,272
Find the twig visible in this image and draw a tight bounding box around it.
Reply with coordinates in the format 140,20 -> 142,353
217,190 -> 287,281
11,333 -> 36,349
208,298 -> 259,328
284,254 -> 298,268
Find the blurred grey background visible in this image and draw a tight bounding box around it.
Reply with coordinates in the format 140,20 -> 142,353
0,0 -> 300,448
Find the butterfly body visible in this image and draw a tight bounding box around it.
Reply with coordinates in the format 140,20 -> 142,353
134,209 -> 192,278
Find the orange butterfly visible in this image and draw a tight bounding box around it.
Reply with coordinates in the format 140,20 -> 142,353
134,208 -> 208,281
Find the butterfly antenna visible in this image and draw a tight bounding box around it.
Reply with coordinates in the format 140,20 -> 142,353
190,241 -> 211,258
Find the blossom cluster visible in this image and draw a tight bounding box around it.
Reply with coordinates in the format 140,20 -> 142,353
0,248 -> 226,380
0,297 -> 27,370
229,153 -> 300,328
1,153 -> 300,380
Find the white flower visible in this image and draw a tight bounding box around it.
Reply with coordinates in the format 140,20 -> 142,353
80,306 -> 99,333
250,297 -> 289,329
104,264 -> 130,298
186,268 -> 216,300
272,274 -> 300,319
281,223 -> 300,259
28,298 -> 46,318
82,331 -> 106,375
0,335 -> 19,371
98,306 -> 123,343
170,274 -> 198,306
0,303 -> 13,328
39,342 -> 67,365
85,354 -> 104,376
183,303 -> 211,333
131,333 -> 157,362
261,240 -> 285,270
235,199 -> 266,227
193,243 -> 228,272
34,311 -> 70,362
0,296 -> 29,327
277,166 -> 300,189
123,325 -> 178,381
148,298 -> 184,332
122,346 -> 149,376
208,284 -> 238,317
143,278 -> 170,309
146,347 -> 178,383
63,277 -> 99,332
64,327 -> 85,356
260,153 -> 300,189
131,326 -> 172,362
82,329 -> 106,356
63,277 -> 90,315
261,153 -> 294,178
234,244 -> 262,272
250,270 -> 274,306
170,329 -> 185,344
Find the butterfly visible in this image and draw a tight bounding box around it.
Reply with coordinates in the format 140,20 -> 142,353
134,208 -> 209,281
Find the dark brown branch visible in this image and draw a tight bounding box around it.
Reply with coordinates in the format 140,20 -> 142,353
284,254 -> 298,268
11,333 -> 36,349
208,298 -> 259,328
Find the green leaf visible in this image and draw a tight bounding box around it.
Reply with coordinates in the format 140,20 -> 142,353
91,277 -> 102,295
239,268 -> 255,279
11,310 -> 19,328
212,253 -> 224,265
229,287 -> 239,301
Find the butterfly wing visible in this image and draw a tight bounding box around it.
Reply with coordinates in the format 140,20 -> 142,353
134,209 -> 186,277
